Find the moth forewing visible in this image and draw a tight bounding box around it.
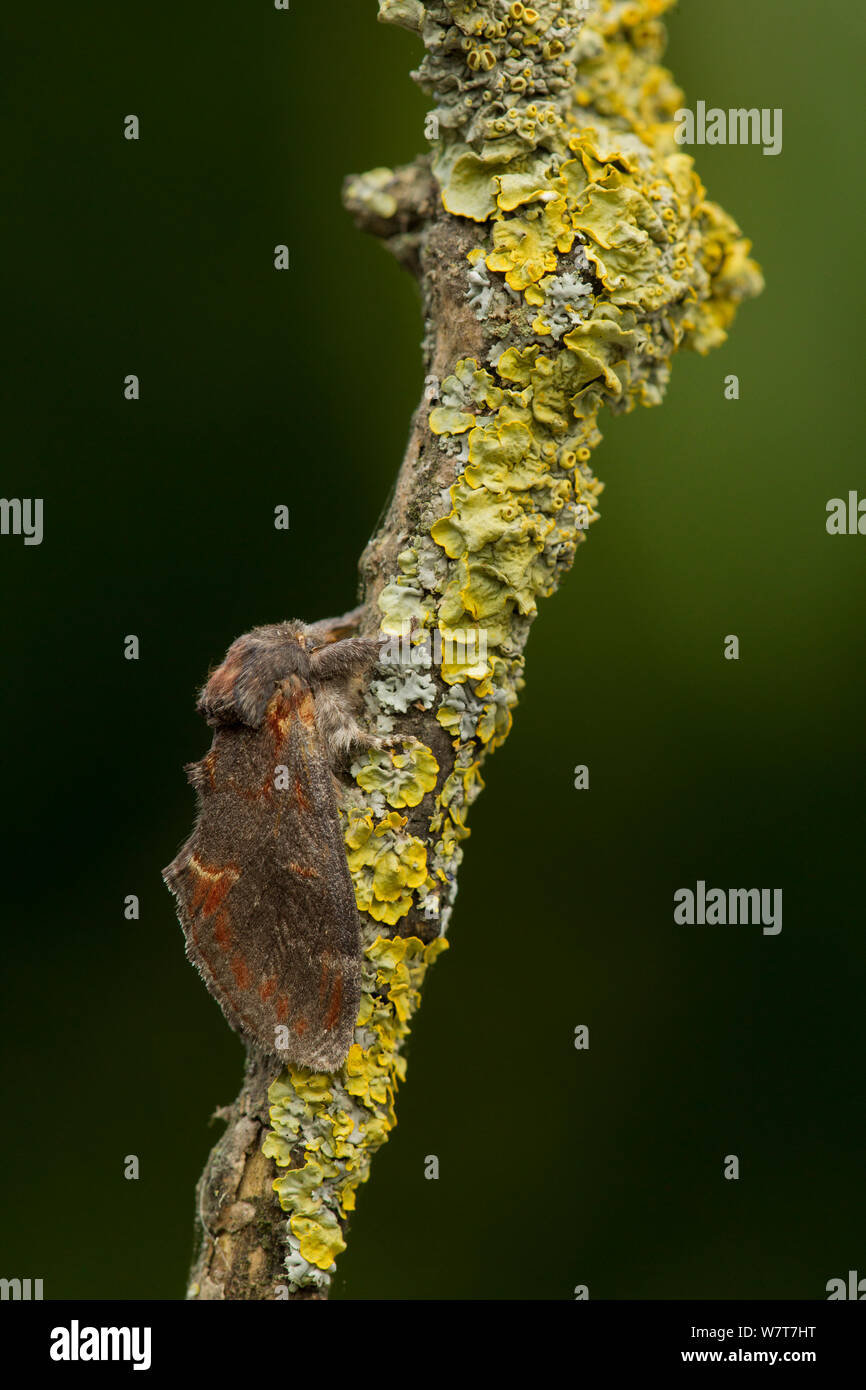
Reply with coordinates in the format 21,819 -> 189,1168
163,621 -> 385,1070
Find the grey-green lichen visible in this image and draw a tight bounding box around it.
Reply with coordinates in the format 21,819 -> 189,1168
265,0 -> 762,1294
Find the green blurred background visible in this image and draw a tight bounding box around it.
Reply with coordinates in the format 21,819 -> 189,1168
1,0 -> 863,1300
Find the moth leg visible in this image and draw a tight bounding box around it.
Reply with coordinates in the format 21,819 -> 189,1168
371,732 -> 425,752
329,713 -> 422,758
350,730 -> 425,755
314,687 -> 422,758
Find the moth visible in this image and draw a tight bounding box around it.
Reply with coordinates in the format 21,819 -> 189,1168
163,614 -> 398,1072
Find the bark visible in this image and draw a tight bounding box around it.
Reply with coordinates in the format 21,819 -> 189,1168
187,0 -> 762,1300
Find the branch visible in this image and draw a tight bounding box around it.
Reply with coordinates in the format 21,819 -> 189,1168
186,0 -> 762,1300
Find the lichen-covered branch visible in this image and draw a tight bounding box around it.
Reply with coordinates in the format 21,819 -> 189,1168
187,0 -> 762,1300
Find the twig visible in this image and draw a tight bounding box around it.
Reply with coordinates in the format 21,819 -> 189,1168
186,0 -> 762,1300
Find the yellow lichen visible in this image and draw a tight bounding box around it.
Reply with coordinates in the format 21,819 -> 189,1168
429,406 -> 476,435
354,744 -> 439,809
290,1213 -> 347,1270
344,809 -> 428,924
486,196 -> 575,291
376,579 -> 433,634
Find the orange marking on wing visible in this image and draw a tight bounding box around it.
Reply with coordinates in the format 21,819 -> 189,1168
323,972 -> 344,1032
259,975 -> 277,1002
318,953 -> 332,1004
235,774 -> 274,804
279,676 -> 315,729
275,993 -> 289,1023
294,777 -> 310,812
296,693 -> 315,729
231,953 -> 251,990
187,855 -> 240,918
293,1016 -> 308,1038
213,911 -> 232,952
186,888 -> 269,1046
267,695 -> 293,745
203,751 -> 217,788
289,860 -> 317,879
202,877 -> 233,917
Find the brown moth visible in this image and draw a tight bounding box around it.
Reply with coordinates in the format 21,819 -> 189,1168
163,616 -> 396,1072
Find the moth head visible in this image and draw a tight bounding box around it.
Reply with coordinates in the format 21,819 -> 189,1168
198,621 -> 312,728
